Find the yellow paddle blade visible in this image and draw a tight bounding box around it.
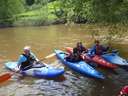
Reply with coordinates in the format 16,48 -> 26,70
0,72 -> 12,83
45,53 -> 56,59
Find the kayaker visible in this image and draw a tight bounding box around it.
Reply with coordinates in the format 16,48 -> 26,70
17,46 -> 40,71
90,40 -> 109,56
79,42 -> 88,54
66,42 -> 87,62
73,42 -> 87,55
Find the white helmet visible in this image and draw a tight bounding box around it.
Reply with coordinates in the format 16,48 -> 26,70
23,46 -> 31,51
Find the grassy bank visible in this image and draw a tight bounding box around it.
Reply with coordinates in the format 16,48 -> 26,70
13,2 -> 57,26
0,1 -> 65,27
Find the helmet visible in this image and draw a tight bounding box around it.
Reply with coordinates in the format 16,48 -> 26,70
23,46 -> 31,51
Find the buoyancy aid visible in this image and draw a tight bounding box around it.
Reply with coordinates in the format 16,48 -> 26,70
20,53 -> 36,70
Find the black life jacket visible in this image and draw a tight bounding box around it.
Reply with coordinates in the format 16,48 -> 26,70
73,47 -> 84,55
20,53 -> 36,70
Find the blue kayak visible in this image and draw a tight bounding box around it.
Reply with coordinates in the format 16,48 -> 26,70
5,61 -> 64,78
55,49 -> 105,79
102,53 -> 128,66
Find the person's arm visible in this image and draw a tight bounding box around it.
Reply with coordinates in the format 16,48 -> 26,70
17,55 -> 26,67
15,55 -> 26,71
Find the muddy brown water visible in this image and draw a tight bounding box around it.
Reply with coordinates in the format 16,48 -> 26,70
0,24 -> 128,96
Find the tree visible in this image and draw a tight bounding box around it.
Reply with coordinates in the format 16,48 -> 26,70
26,0 -> 35,6
0,0 -> 25,20
58,0 -> 128,23
91,0 -> 128,22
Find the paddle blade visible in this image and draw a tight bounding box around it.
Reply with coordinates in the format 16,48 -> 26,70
0,73 -> 12,83
45,53 -> 56,59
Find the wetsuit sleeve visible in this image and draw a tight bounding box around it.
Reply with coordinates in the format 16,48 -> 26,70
17,55 -> 26,67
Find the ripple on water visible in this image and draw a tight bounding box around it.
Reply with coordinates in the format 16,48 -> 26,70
33,71 -> 95,96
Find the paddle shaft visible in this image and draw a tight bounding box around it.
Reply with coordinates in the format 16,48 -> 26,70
39,53 -> 56,62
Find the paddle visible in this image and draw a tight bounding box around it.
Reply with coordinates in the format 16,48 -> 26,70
0,53 -> 56,84
0,72 -> 13,83
39,53 -> 56,61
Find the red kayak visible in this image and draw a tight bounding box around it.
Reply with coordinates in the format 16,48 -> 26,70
118,86 -> 128,96
65,47 -> 117,69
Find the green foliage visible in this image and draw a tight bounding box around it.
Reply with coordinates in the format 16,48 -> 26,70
0,0 -> 25,20
56,0 -> 96,23
1,0 -> 128,26
88,0 -> 128,23
26,0 -> 35,6
91,0 -> 126,22
57,0 -> 128,23
24,0 -> 48,11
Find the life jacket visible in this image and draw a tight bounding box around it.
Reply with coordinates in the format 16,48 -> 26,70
80,46 -> 87,53
72,47 -> 82,61
20,53 -> 35,70
73,47 -> 82,57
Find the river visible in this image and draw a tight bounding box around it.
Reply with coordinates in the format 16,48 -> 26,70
0,24 -> 128,96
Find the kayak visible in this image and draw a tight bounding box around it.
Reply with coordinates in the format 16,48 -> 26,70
118,85 -> 128,96
55,49 -> 105,79
5,61 -> 64,78
102,53 -> 128,66
65,47 -> 117,69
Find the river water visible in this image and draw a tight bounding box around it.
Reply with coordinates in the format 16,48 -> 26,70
0,24 -> 128,96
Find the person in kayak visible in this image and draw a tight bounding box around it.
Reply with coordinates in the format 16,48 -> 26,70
66,42 -> 87,62
89,40 -> 109,56
73,42 -> 88,56
79,42 -> 88,54
17,46 -> 40,71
